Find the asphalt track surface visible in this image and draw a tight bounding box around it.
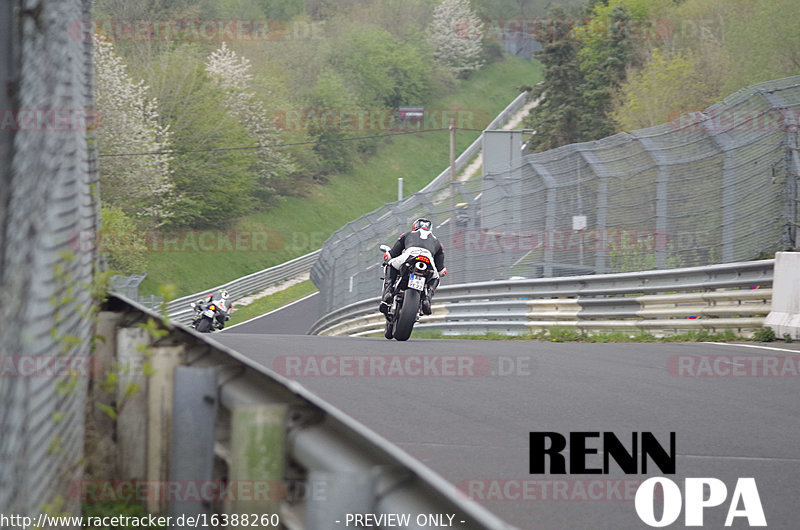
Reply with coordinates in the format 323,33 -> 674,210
225,292 -> 322,335
216,304 -> 800,529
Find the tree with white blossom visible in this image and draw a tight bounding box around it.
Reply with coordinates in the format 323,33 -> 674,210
92,35 -> 174,223
428,0 -> 485,77
206,43 -> 295,203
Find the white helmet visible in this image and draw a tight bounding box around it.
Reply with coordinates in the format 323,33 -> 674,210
219,289 -> 230,300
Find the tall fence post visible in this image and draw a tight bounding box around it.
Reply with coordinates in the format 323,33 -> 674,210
638,136 -> 669,269
0,0 -> 14,257
788,128 -> 800,249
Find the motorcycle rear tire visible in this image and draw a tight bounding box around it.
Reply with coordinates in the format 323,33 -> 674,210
393,289 -> 419,341
195,318 -> 212,333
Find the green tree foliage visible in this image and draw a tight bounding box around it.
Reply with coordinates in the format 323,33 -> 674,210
612,0 -> 800,132
523,0 -> 800,143
524,8 -> 587,151
428,0 -> 485,78
472,0 -> 586,18
93,36 -> 174,224
149,46 -> 260,227
255,0 -> 305,20
524,0 -> 658,148
720,0 -> 800,95
206,43 -> 296,206
330,27 -> 432,109
576,4 -> 637,139
92,0 -> 508,228
613,48 -> 716,130
99,206 -> 147,274
306,70 -> 364,174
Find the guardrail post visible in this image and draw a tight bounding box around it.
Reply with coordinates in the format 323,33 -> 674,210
146,344 -> 184,514
86,310 -> 126,490
169,366 -> 218,523
116,327 -> 151,482
227,405 -> 287,515
116,325 -> 185,513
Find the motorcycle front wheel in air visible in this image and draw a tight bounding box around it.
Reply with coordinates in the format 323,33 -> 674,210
195,318 -> 212,333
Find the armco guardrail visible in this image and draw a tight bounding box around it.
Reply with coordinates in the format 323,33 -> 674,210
165,250 -> 320,325
97,294 -> 517,529
309,260 -> 774,337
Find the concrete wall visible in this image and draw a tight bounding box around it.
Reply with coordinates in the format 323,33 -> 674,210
764,252 -> 800,338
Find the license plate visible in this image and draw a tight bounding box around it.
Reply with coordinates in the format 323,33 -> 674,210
203,309 -> 215,318
408,274 -> 425,291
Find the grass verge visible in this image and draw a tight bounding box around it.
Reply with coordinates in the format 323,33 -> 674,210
225,280 -> 318,326
409,327 -> 752,343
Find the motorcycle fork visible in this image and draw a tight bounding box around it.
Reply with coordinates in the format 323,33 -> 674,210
389,289 -> 404,318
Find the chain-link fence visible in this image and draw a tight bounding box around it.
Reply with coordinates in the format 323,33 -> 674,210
111,274 -> 164,310
311,76 -> 800,314
0,0 -> 98,523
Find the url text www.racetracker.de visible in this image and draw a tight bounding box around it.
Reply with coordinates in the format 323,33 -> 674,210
0,513 -> 281,528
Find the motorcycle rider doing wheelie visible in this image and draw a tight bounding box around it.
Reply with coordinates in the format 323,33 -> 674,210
379,218 -> 446,316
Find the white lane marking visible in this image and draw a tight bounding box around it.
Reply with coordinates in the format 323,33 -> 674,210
704,342 -> 800,355
222,292 -> 319,331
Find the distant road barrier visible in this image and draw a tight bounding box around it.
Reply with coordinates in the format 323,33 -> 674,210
309,260 -> 774,337
165,250 -> 320,325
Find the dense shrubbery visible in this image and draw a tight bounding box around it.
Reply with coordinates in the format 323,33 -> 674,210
525,0 -> 800,151
92,0 -> 492,234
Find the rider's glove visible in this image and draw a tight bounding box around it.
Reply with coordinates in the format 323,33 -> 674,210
440,267 -> 447,276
